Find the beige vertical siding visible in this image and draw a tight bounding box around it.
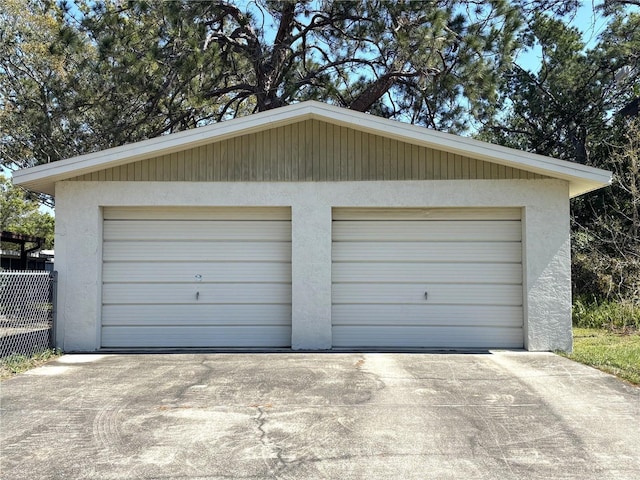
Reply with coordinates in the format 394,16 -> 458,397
69,120 -> 547,182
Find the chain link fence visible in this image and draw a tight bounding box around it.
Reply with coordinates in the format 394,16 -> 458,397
0,271 -> 57,358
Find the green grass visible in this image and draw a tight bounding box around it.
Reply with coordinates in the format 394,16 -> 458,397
562,328 -> 640,385
0,349 -> 62,380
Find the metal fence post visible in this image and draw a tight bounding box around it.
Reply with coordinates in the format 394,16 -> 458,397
49,271 -> 58,349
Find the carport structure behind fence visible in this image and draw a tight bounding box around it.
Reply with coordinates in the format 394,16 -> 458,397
0,271 -> 57,358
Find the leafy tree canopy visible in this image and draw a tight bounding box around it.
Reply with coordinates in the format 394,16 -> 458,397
480,9 -> 640,165
0,175 -> 54,248
479,6 -> 640,302
1,0 -> 579,174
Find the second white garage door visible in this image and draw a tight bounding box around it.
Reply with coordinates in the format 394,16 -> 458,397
332,208 -> 524,349
101,207 -> 291,348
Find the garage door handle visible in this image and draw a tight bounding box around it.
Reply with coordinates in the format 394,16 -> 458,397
424,291 -> 428,300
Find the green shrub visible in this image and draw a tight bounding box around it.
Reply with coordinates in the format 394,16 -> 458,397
572,251 -> 640,305
572,297 -> 640,330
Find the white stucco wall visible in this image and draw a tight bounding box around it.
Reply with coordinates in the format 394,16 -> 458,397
54,179 -> 571,352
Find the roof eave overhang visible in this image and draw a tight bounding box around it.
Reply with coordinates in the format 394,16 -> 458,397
13,100 -> 612,198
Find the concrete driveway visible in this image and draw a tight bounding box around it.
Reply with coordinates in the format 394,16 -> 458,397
1,352 -> 638,480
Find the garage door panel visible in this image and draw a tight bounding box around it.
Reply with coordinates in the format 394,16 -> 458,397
332,305 -> 523,327
104,207 -> 290,221
332,208 -> 523,348
332,284 -> 522,306
101,207 -> 291,348
104,220 -> 291,241
102,304 -> 291,326
103,241 -> 290,262
102,326 -> 291,348
103,283 -> 291,305
333,221 -> 521,242
333,242 -> 522,263
332,262 -> 522,284
332,326 -> 523,348
333,207 -> 522,221
103,262 -> 292,283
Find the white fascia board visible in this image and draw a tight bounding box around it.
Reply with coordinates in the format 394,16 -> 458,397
13,100 -> 611,198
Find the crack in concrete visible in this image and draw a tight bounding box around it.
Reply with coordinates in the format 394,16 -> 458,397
254,405 -> 322,479
254,405 -> 288,478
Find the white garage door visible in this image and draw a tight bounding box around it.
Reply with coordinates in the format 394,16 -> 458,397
332,208 -> 523,349
101,207 -> 291,348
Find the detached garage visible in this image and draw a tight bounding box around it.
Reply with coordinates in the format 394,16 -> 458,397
13,101 -> 611,352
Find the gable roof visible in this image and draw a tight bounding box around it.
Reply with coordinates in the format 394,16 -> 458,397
13,100 -> 611,197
